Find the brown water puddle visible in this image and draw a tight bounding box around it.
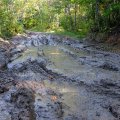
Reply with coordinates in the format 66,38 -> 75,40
8,45 -> 88,76
6,44 -> 120,120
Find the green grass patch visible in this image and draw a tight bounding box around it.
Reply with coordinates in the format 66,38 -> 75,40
29,26 -> 88,40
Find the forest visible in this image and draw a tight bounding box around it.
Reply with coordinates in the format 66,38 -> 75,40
0,0 -> 120,120
0,0 -> 120,39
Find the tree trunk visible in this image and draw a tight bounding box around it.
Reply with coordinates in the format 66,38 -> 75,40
74,3 -> 77,31
67,4 -> 74,31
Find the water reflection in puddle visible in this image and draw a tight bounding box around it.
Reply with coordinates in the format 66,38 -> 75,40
40,45 -> 89,76
9,45 -> 89,76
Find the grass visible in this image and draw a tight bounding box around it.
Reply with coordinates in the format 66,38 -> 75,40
53,31 -> 85,39
29,26 -> 87,40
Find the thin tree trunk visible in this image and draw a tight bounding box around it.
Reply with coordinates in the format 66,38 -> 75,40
95,0 -> 100,31
74,3 -> 77,31
68,4 -> 74,31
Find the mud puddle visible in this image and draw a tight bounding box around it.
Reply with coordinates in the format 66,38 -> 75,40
41,45 -> 88,76
8,45 -> 89,76
1,33 -> 120,120
13,78 -> 115,120
34,79 -> 116,120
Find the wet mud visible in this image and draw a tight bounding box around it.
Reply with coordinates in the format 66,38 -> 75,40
0,32 -> 120,120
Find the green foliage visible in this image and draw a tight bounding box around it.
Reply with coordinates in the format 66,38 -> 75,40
0,0 -> 23,38
0,0 -> 119,39
90,0 -> 120,33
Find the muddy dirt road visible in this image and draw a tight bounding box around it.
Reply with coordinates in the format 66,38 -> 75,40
0,32 -> 120,120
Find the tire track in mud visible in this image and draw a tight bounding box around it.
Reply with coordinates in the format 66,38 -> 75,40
0,32 -> 120,120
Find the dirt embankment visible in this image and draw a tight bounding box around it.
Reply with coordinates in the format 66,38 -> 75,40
87,32 -> 120,53
0,38 -> 14,93
0,37 -> 37,120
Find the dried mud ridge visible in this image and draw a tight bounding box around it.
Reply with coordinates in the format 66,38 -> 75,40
0,32 -> 120,120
